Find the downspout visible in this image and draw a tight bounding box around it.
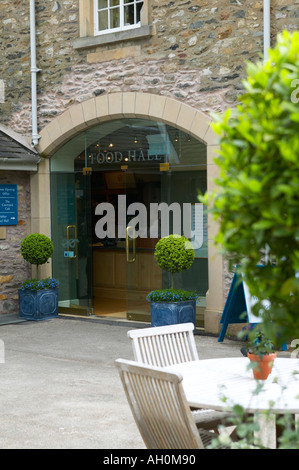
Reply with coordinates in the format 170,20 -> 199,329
264,0 -> 271,265
29,0 -> 41,147
263,0 -> 271,62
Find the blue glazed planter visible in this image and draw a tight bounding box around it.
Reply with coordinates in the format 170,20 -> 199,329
150,300 -> 196,328
18,288 -> 59,321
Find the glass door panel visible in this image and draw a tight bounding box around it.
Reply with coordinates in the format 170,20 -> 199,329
50,170 -> 93,315
125,165 -> 163,322
125,165 -> 209,325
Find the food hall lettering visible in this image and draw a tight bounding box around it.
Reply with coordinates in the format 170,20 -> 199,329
88,149 -> 164,164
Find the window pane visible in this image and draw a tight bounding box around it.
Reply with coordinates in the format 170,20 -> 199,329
98,11 -> 108,31
110,7 -> 120,29
98,0 -> 108,9
124,5 -> 134,25
96,0 -> 144,32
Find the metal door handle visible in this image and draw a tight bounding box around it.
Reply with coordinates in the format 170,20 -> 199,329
126,226 -> 136,263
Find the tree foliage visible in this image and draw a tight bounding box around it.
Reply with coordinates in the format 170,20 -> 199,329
202,31 -> 299,346
155,235 -> 195,273
154,235 -> 195,289
21,233 -> 54,268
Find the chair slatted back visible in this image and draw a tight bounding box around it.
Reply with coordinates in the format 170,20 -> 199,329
116,358 -> 204,449
127,323 -> 199,367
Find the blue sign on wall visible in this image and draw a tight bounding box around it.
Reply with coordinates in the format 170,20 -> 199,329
0,184 -> 18,226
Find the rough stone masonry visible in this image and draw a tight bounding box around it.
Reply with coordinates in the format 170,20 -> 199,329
0,0 -> 298,314
1,0 -> 298,133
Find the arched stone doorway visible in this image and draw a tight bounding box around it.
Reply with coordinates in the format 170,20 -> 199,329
32,92 -> 223,332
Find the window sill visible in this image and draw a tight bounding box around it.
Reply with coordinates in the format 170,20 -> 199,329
73,25 -> 153,50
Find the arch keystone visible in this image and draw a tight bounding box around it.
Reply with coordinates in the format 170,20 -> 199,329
123,92 -> 137,117
108,93 -> 123,118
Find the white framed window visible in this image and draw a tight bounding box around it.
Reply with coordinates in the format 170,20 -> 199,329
94,0 -> 144,35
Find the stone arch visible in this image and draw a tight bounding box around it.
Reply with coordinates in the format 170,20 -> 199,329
35,92 -> 223,334
38,92 -> 218,155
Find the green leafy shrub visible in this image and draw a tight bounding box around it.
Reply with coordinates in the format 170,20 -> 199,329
21,233 -> 54,268
154,235 -> 195,289
147,235 -> 197,304
201,31 -> 299,346
208,404 -> 299,449
245,328 -> 274,360
20,234 -> 56,289
147,289 -> 198,303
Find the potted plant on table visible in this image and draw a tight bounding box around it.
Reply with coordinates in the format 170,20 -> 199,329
244,327 -> 276,380
147,234 -> 198,327
18,233 -> 59,321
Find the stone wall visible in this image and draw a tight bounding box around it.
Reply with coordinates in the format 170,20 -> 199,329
0,172 -> 31,315
0,0 -> 298,133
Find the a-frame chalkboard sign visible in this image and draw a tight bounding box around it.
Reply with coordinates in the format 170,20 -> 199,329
218,271 -> 252,342
218,270 -> 287,350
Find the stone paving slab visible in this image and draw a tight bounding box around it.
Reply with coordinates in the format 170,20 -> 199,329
0,316 -> 290,449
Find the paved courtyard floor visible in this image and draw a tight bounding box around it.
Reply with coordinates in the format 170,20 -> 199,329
0,316 -> 290,449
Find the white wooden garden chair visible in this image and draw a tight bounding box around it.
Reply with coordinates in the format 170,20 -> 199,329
127,323 -> 198,367
127,323 -> 234,433
115,358 -> 219,449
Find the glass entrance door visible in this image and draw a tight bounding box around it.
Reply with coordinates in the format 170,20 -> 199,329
125,165 -> 164,322
50,167 -> 93,315
125,165 -> 209,324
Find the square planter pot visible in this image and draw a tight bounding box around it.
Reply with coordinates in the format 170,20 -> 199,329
18,288 -> 59,321
150,300 -> 196,328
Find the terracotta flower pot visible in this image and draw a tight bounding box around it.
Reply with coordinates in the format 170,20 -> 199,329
247,352 -> 277,380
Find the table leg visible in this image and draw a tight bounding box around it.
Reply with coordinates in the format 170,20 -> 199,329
254,413 -> 277,449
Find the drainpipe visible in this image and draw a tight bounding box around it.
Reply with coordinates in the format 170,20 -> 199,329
263,0 -> 271,62
29,0 -> 41,147
263,0 -> 271,265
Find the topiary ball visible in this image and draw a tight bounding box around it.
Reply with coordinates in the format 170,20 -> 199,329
154,234 -> 195,274
21,233 -> 54,266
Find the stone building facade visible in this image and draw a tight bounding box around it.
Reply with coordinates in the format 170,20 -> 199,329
0,0 -> 298,330
0,171 -> 31,314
